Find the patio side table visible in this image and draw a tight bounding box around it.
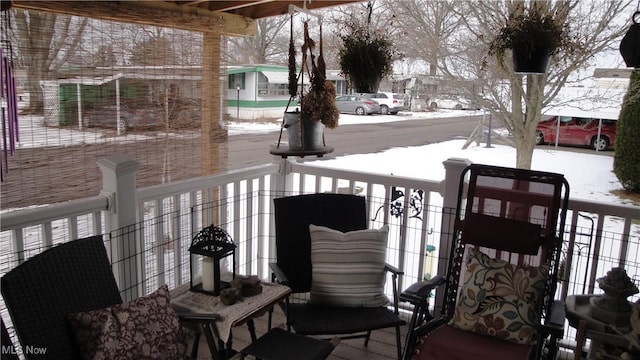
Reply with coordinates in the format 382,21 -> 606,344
566,294 -> 630,359
171,282 -> 291,359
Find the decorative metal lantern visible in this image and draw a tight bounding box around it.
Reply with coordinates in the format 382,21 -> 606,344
189,225 -> 236,296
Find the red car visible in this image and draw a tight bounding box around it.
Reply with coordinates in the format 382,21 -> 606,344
535,115 -> 617,151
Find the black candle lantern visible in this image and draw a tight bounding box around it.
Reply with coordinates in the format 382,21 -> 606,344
189,225 -> 236,296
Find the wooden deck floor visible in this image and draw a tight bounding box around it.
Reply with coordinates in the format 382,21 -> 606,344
193,304 -> 411,360
192,305 -> 581,360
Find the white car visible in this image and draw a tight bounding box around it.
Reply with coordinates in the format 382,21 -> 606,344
361,92 -> 406,115
429,95 -> 480,110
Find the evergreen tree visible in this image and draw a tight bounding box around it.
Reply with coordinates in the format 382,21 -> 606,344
613,69 -> 640,193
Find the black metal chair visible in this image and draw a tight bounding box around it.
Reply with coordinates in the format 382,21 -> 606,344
0,235 -> 218,360
401,164 -> 569,360
1,318 -> 19,360
270,193 -> 405,360
232,327 -> 340,360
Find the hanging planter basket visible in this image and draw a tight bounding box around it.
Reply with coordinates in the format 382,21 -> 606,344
620,11 -> 640,68
512,45 -> 551,74
270,6 -> 335,159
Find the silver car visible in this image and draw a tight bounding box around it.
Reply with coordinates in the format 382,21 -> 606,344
335,95 -> 381,115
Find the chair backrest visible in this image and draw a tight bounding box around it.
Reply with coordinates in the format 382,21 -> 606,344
2,318 -> 19,360
273,193 -> 367,293
1,236 -> 122,359
444,164 -> 569,318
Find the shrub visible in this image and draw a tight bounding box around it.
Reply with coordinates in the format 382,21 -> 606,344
614,69 -> 640,193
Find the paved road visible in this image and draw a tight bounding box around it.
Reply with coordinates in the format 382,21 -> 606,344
228,113 -> 484,169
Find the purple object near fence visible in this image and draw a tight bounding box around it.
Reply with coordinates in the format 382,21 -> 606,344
1,47 -> 20,181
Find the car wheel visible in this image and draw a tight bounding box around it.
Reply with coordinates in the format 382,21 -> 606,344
430,102 -> 438,109
535,131 -> 544,145
380,105 -> 389,115
355,107 -> 365,115
591,136 -> 609,151
454,104 -> 463,110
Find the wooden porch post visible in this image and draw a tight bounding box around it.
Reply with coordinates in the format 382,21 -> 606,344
200,29 -> 228,229
97,155 -> 140,301
436,158 -> 472,309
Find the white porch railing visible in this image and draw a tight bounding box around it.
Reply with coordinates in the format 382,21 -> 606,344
1,155 -> 639,347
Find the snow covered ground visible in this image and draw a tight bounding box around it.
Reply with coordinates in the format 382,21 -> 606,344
7,106 -> 635,207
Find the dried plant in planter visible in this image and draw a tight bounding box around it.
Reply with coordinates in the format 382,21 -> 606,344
298,21 -> 339,129
487,4 -> 578,73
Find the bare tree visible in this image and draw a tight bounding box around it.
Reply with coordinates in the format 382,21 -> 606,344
461,1 -> 630,169
226,16 -> 290,65
370,1 -> 630,168
13,10 -> 87,114
130,28 -> 177,66
389,0 -> 463,76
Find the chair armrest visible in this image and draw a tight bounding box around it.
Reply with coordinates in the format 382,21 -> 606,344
400,275 -> 445,305
383,263 -> 404,313
384,263 -> 404,275
269,262 -> 290,286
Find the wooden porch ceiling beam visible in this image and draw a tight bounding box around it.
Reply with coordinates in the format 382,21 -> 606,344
11,1 -> 256,36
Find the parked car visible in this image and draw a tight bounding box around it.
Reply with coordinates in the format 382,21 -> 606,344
83,105 -> 163,129
335,95 -> 380,115
535,115 -> 617,151
360,92 -> 406,115
429,94 -> 479,110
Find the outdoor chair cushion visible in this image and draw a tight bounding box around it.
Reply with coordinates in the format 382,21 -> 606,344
308,224 -> 389,307
449,248 -> 549,345
416,324 -> 532,360
68,285 -> 188,360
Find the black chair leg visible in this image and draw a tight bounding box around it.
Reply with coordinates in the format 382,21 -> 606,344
395,325 -> 402,360
364,330 -> 372,346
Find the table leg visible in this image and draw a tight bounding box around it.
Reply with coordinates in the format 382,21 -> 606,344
223,329 -> 231,359
190,332 -> 201,359
574,320 -> 587,360
247,319 -> 258,342
200,322 -> 222,360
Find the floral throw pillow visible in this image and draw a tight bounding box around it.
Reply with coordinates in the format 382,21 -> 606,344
68,284 -> 187,360
449,247 -> 549,345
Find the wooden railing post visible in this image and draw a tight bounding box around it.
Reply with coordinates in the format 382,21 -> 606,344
436,158 -> 472,309
272,156 -> 296,194
97,155 -> 140,300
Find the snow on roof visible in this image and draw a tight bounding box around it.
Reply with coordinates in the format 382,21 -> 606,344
543,86 -> 625,120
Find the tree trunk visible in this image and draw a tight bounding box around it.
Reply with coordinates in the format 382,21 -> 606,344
15,10 -> 55,114
511,73 -> 546,169
15,10 -> 86,115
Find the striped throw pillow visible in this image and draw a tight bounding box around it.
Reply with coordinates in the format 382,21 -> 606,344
309,224 -> 390,307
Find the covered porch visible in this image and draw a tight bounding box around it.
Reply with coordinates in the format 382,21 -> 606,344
1,155 -> 638,359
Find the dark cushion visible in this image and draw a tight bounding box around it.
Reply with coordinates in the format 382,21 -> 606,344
68,285 -> 187,360
416,325 -> 531,360
463,213 -> 542,255
286,303 -> 404,335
